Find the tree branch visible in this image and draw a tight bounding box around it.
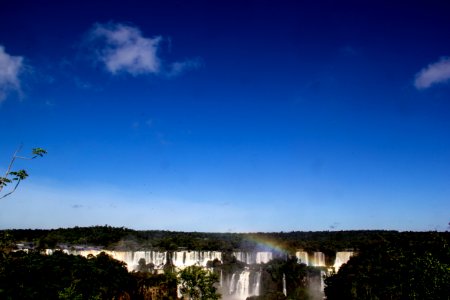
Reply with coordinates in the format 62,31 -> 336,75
1,145 -> 46,198
0,145 -> 23,194
0,179 -> 21,200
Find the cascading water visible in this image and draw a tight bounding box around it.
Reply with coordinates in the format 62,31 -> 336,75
294,251 -> 326,267
68,249 -> 168,271
295,251 -> 309,265
333,251 -> 354,271
254,270 -> 261,295
224,269 -> 261,300
171,251 -> 222,269
311,252 -> 326,267
233,251 -> 273,264
235,270 -> 250,296
67,250 -> 223,271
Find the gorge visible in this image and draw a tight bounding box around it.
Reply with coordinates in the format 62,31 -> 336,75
45,248 -> 354,300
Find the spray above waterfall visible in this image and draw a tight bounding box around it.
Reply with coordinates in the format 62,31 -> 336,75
239,234 -> 290,258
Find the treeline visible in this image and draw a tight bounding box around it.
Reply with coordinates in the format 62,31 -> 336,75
5,226 -> 134,249
2,226 -> 449,253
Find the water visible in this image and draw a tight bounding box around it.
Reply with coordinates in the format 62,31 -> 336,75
58,249 -> 353,300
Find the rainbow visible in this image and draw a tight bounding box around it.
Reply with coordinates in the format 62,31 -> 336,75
242,234 -> 291,255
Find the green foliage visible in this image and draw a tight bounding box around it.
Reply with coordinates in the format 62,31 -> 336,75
0,232 -> 15,252
32,148 -> 47,158
325,233 -> 450,300
179,265 -> 221,300
0,251 -> 133,300
57,284 -> 84,300
1,146 -> 46,199
256,257 -> 313,300
132,271 -> 178,299
0,176 -> 11,187
9,169 -> 29,180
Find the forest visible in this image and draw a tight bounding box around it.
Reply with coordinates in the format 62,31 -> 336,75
0,226 -> 448,299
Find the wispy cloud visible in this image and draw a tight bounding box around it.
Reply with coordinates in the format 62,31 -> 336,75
414,57 -> 450,89
166,59 -> 202,77
0,46 -> 25,102
88,22 -> 162,75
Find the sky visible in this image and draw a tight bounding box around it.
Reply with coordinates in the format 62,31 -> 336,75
1,0 -> 450,232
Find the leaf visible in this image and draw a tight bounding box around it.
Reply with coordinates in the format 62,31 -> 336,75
0,177 -> 12,187
9,170 -> 29,180
32,148 -> 47,158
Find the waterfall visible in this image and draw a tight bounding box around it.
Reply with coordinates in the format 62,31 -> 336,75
229,273 -> 237,295
233,251 -> 273,264
311,252 -> 326,267
294,251 -> 325,267
320,270 -> 326,292
68,250 -> 223,271
61,249 -> 352,272
255,252 -> 272,264
68,249 -> 275,270
282,273 -> 287,296
333,251 -> 354,271
254,270 -> 261,295
295,251 -> 309,265
172,251 -> 222,269
235,270 -> 250,297
225,269 -> 261,300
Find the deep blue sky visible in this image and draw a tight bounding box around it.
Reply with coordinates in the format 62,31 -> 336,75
1,0 -> 449,231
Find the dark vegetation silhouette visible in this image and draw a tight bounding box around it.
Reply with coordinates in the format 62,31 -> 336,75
325,233 -> 449,300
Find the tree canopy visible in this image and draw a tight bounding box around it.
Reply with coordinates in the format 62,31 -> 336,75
325,233 -> 450,300
178,265 -> 220,300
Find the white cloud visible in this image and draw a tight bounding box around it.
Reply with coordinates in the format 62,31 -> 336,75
0,46 -> 25,102
87,22 -> 200,77
89,23 -> 162,76
414,57 -> 450,89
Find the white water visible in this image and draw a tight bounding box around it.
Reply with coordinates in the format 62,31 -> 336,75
295,251 -> 309,265
65,250 -> 223,271
224,269 -> 261,300
311,252 -> 326,267
171,251 -> 222,268
294,251 -> 326,267
60,249 -> 353,272
333,251 -> 354,271
67,249 -> 168,270
233,251 -> 273,264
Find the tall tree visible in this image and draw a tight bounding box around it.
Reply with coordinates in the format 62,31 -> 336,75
178,265 -> 220,300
